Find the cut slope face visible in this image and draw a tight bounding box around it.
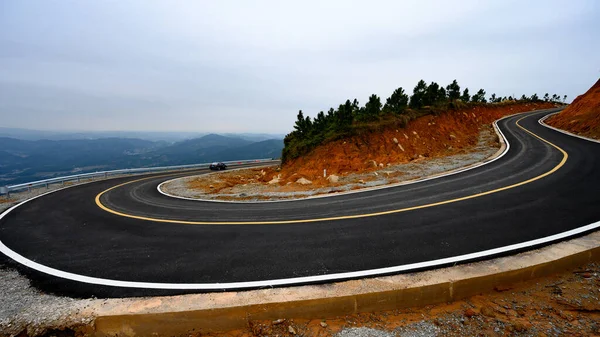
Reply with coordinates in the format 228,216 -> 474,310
547,79 -> 600,139
281,102 -> 555,183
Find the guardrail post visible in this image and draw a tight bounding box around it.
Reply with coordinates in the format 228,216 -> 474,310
45,183 -> 49,189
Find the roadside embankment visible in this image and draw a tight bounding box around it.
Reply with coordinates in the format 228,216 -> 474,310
547,78 -> 600,140
163,102 -> 556,202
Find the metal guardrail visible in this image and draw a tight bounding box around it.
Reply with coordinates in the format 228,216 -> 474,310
2,158 -> 277,197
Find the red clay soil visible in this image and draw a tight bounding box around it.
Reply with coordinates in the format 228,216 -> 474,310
547,78 -> 600,139
281,102 -> 556,184
195,262 -> 600,337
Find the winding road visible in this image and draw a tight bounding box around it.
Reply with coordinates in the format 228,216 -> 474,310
1,108 -> 599,298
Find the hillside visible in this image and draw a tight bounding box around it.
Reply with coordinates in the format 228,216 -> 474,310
547,79 -> 600,139
279,101 -> 556,184
212,139 -> 284,161
0,137 -> 162,184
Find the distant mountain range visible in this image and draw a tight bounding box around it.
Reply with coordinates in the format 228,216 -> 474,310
0,133 -> 283,185
0,127 -> 285,143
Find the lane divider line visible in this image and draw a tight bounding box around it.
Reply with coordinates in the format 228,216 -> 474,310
94,112 -> 567,225
0,110 -> 595,290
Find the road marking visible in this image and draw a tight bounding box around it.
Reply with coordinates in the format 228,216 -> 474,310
1,110 -> 594,291
95,111 -> 568,225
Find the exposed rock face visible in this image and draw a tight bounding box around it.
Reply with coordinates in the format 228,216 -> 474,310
296,177 -> 312,185
327,174 -> 339,183
268,174 -> 282,184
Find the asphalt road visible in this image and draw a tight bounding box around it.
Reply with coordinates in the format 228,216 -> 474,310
1,108 -> 599,298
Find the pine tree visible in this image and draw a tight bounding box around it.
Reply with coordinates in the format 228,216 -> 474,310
364,94 -> 382,119
409,80 -> 428,109
384,87 -> 409,114
471,89 -> 486,103
446,80 -> 461,100
461,88 -> 470,102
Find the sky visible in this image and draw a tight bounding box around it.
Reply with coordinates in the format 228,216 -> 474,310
0,1 -> 598,133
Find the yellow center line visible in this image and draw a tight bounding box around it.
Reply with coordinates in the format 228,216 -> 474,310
95,114 -> 568,225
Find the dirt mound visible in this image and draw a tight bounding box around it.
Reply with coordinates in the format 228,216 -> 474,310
280,102 -> 555,183
547,78 -> 600,139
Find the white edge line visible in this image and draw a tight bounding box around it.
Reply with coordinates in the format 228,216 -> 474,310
156,110 -> 522,204
3,109 -> 594,290
539,112 -> 600,144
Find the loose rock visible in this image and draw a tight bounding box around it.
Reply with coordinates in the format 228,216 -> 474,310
296,177 -> 312,185
268,174 -> 281,185
288,325 -> 297,334
327,175 -> 339,183
464,308 -> 477,317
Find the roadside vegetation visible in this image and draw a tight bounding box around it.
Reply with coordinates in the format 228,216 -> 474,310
283,79 -> 566,163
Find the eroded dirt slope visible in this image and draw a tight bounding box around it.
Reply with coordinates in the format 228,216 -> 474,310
548,78 -> 600,139
282,102 -> 555,183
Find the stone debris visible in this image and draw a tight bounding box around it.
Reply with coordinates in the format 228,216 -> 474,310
327,175 -> 339,183
336,327 -> 394,337
288,325 -> 297,334
268,174 -> 281,185
296,177 -> 312,185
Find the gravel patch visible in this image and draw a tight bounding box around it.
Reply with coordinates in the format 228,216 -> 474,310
335,322 -> 440,337
336,327 -> 395,337
395,321 -> 440,337
0,264 -> 99,336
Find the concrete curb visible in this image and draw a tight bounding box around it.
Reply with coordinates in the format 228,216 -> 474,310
539,112 -> 600,144
91,231 -> 600,336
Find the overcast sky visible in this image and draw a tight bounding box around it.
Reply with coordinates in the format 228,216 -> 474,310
1,1 -> 598,133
